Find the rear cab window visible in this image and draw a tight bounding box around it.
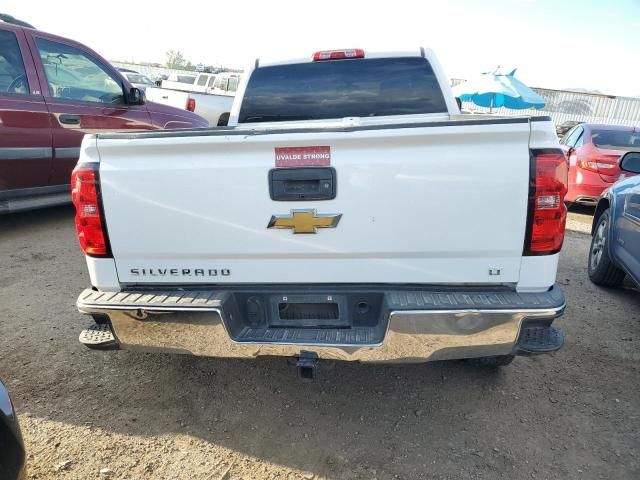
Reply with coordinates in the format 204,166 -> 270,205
227,77 -> 239,93
177,75 -> 196,84
196,75 -> 208,86
214,77 -> 228,91
239,56 -> 447,123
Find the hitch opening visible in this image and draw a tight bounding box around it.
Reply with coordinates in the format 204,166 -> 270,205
296,351 -> 318,382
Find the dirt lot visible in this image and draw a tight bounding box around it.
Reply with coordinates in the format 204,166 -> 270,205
1,206 -> 638,480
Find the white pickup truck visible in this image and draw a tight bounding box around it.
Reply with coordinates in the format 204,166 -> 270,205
73,48 -> 568,378
145,73 -> 239,126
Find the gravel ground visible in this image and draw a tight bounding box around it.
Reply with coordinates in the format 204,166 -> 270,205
0,206 -> 639,480
565,205 -> 595,235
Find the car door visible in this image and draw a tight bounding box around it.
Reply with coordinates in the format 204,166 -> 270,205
0,26 -> 52,193
26,32 -> 154,187
615,172 -> 640,283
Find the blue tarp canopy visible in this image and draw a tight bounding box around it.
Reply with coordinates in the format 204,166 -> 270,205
452,69 -> 545,110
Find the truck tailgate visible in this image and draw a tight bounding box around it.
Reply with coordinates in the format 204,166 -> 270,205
96,120 -> 532,285
145,87 -> 189,110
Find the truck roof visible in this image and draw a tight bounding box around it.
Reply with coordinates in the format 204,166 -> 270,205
0,13 -> 34,29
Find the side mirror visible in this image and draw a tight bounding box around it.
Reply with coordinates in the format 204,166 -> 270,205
127,87 -> 145,106
619,152 -> 640,174
217,112 -> 230,127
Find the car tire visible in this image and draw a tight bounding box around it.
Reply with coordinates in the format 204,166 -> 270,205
588,209 -> 626,287
466,355 -> 515,368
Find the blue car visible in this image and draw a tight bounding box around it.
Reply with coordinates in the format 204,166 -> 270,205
589,152 -> 640,287
0,379 -> 26,479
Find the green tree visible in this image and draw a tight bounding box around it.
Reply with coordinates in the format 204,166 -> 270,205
165,50 -> 186,69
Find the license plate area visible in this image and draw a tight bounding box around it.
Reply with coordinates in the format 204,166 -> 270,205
270,295 -> 348,328
226,290 -> 385,338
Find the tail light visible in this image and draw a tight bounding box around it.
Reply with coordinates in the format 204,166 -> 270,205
71,165 -> 110,257
577,153 -> 619,173
524,149 -> 568,255
312,49 -> 364,61
576,156 -> 598,172
186,98 -> 196,112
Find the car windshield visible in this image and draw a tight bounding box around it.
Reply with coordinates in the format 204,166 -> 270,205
592,129 -> 640,148
126,73 -> 153,85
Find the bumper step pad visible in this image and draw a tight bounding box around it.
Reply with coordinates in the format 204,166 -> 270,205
516,325 -> 564,354
237,326 -> 380,345
79,323 -> 118,350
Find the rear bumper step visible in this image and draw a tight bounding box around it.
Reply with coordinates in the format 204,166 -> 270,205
76,284 -> 565,363
516,325 -> 564,354
79,324 -> 119,350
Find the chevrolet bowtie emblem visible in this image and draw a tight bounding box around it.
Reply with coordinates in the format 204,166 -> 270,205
267,209 -> 342,234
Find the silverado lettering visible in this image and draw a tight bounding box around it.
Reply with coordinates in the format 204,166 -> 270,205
130,268 -> 230,276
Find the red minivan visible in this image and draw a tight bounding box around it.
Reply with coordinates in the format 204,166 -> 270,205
0,17 -> 208,213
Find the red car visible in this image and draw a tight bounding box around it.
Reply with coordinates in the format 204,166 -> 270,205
0,15 -> 207,214
561,123 -> 640,206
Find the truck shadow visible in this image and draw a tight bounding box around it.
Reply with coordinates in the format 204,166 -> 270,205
14,346 -> 523,478
566,204 -> 595,216
12,282 -> 636,479
0,205 -> 74,238
165,355 -> 512,474
7,302 -> 640,480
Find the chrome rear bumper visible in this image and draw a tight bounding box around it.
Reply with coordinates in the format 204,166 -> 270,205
77,285 -> 565,363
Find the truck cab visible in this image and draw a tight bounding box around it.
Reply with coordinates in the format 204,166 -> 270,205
0,16 -> 207,214
191,73 -> 216,93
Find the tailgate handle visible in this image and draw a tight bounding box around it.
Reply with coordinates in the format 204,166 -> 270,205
269,168 -> 336,201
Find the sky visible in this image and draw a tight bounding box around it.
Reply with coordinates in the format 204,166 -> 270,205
5,0 -> 640,96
